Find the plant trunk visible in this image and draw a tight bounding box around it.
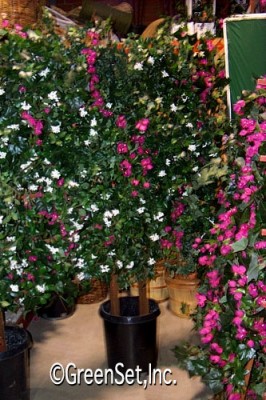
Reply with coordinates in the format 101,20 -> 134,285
0,310 -> 7,352
109,274 -> 120,316
240,358 -> 254,400
138,280 -> 149,315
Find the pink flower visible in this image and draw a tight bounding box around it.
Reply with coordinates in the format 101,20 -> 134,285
233,100 -> 246,115
2,19 -> 9,28
143,182 -> 151,189
120,160 -> 132,177
196,293 -> 207,307
57,178 -> 64,187
141,157 -> 153,175
117,142 -> 129,154
209,355 -> 221,364
247,340 -> 255,348
220,244 -> 232,255
115,115 -> 127,129
210,342 -> 223,354
135,118 -> 150,132
231,264 -> 246,275
28,255 -> 38,262
131,179 -> 139,186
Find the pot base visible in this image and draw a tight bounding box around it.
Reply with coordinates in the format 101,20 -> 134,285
100,296 -> 160,373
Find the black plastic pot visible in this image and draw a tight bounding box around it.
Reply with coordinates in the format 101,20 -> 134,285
99,296 -> 160,374
38,295 -> 76,320
0,326 -> 32,400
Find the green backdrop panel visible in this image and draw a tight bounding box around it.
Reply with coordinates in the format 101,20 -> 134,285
224,16 -> 266,113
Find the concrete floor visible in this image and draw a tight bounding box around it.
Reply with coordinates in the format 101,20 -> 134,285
28,299 -> 213,400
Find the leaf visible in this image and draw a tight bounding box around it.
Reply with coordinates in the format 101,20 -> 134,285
0,301 -> 10,308
247,252 -> 259,282
231,238 -> 248,253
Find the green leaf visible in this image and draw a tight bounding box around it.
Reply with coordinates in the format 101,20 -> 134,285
231,238 -> 248,253
247,252 -> 259,282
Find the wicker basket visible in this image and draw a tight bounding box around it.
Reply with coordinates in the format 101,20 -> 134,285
0,0 -> 44,27
77,279 -> 108,304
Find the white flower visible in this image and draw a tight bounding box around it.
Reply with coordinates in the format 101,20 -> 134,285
192,166 -> 199,172
154,212 -> 164,222
103,218 -> 111,227
147,56 -> 155,65
0,88 -> 5,95
43,158 -> 51,165
137,207 -> 145,214
48,91 -> 59,102
20,161 -> 32,170
186,122 -> 193,129
158,170 -> 166,177
51,125 -> 60,133
188,144 -> 196,152
0,152 -> 7,159
6,236 -> 15,242
116,260 -> 123,269
28,184 -> 38,191
170,103 -> 177,112
45,178 -> 52,186
106,102 -> 112,109
181,93 -> 188,102
0,216 -> 4,224
89,128 -> 98,137
149,234 -> 160,242
104,210 -> 113,219
165,158 -> 171,166
79,107 -> 88,117
10,284 -> 19,292
112,209 -> 119,217
21,101 -> 31,110
45,244 -> 60,254
91,254 -> 97,259
134,62 -> 143,70
84,139 -> 91,146
126,261 -> 134,269
51,169 -> 61,179
76,272 -> 85,281
90,204 -> 99,212
71,233 -> 79,243
162,70 -> 169,78
90,118 -> 97,127
7,124 -> 20,131
39,67 -> 50,77
100,265 -> 110,273
75,258 -> 85,268
148,258 -> 156,266
36,284 -> 46,293
67,180 -> 79,188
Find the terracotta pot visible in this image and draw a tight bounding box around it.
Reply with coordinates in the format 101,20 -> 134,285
165,272 -> 200,318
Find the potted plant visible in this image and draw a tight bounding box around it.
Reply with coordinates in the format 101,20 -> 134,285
69,18 -> 230,370
173,85 -> 266,398
0,14 -> 101,397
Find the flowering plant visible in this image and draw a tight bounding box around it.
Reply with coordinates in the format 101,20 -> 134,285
72,19 -> 229,287
174,86 -> 266,398
0,14 -> 104,313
